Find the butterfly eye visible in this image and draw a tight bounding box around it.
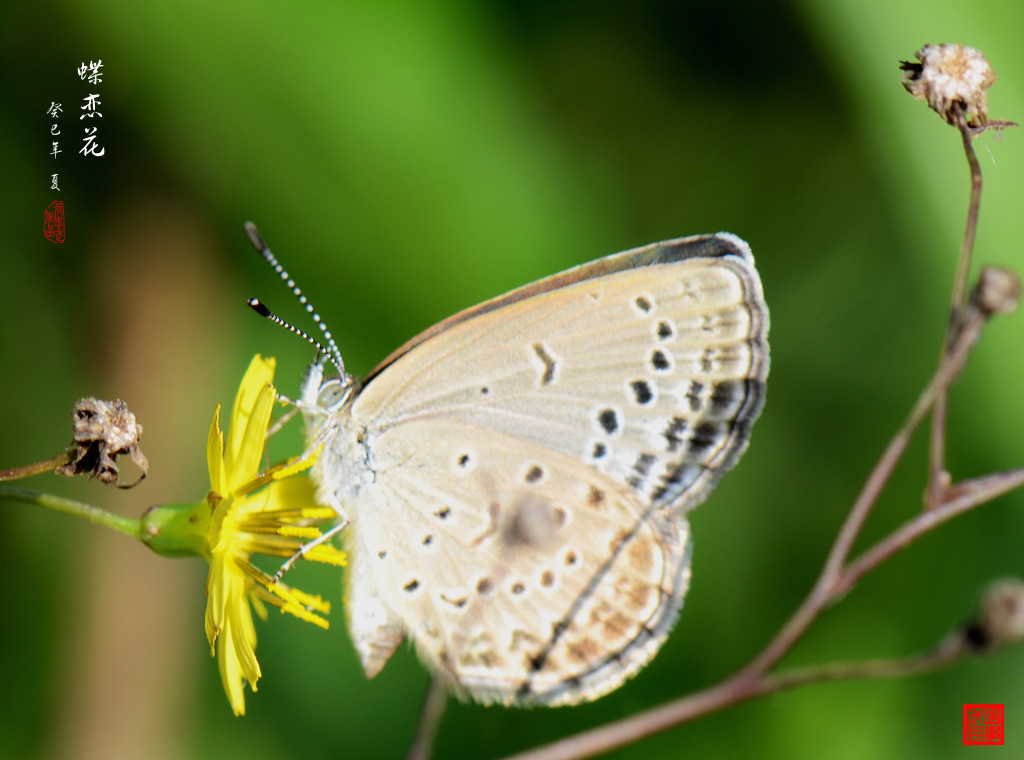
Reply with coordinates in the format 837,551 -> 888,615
317,377 -> 351,409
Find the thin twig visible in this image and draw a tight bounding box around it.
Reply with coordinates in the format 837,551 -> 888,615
745,296 -> 989,677
497,633 -> 972,760
766,631 -> 969,687
0,450 -> 74,481
951,105 -> 985,325
406,676 -> 450,760
842,465 -> 1024,596
928,103 -> 984,510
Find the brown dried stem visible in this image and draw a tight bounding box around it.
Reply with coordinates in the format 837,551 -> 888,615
928,102 -> 985,510
406,676 -> 450,760
500,632 -> 972,760
0,450 -> 74,481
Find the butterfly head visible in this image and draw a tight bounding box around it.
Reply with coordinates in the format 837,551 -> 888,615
301,359 -> 355,414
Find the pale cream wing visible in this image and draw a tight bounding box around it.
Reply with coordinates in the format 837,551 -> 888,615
343,233 -> 767,704
356,233 -> 768,514
348,420 -> 690,704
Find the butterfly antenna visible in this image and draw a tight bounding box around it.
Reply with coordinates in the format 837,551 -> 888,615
244,222 -> 346,377
246,296 -> 328,361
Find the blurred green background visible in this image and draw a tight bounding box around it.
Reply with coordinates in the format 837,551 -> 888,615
2,1 -> 1023,758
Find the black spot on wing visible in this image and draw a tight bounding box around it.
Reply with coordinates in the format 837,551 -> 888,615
700,349 -> 714,373
663,417 -> 687,452
629,380 -> 654,405
597,408 -> 619,434
710,379 -> 748,416
685,381 -> 704,412
650,349 -> 671,372
633,453 -> 656,477
441,593 -> 468,609
690,421 -> 721,453
532,342 -> 557,386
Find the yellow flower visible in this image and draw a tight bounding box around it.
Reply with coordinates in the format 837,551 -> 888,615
142,355 -> 346,715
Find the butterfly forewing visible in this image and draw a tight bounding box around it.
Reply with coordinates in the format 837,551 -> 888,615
316,233 -> 768,705
355,234 -> 767,513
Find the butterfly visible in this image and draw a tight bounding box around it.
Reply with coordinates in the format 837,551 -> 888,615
249,226 -> 769,706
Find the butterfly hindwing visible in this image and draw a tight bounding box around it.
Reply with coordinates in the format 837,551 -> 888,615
354,419 -> 689,704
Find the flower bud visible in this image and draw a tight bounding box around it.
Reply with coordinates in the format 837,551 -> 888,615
966,577 -> 1024,651
140,501 -> 212,558
970,266 -> 1021,317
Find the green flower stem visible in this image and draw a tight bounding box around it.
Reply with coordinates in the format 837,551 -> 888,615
0,485 -> 141,540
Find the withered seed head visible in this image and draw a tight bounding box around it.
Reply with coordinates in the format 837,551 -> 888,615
966,577 -> 1024,651
971,266 -> 1022,317
55,397 -> 149,487
900,43 -> 997,127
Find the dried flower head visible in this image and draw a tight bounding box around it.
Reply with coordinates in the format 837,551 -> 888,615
966,577 -> 1024,651
971,267 -> 1022,317
900,44 -> 996,127
55,397 -> 149,487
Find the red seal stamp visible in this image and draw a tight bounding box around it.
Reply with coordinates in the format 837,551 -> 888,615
964,704 -> 1004,745
44,200 -> 65,243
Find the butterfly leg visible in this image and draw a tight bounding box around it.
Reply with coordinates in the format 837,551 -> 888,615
272,517 -> 349,583
265,404 -> 299,439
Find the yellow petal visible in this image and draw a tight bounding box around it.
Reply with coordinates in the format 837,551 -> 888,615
250,594 -> 269,622
206,405 -> 225,496
218,618 -> 249,716
225,355 -> 276,469
264,470 -> 319,507
226,384 -> 276,494
229,590 -> 261,683
205,555 -> 227,648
